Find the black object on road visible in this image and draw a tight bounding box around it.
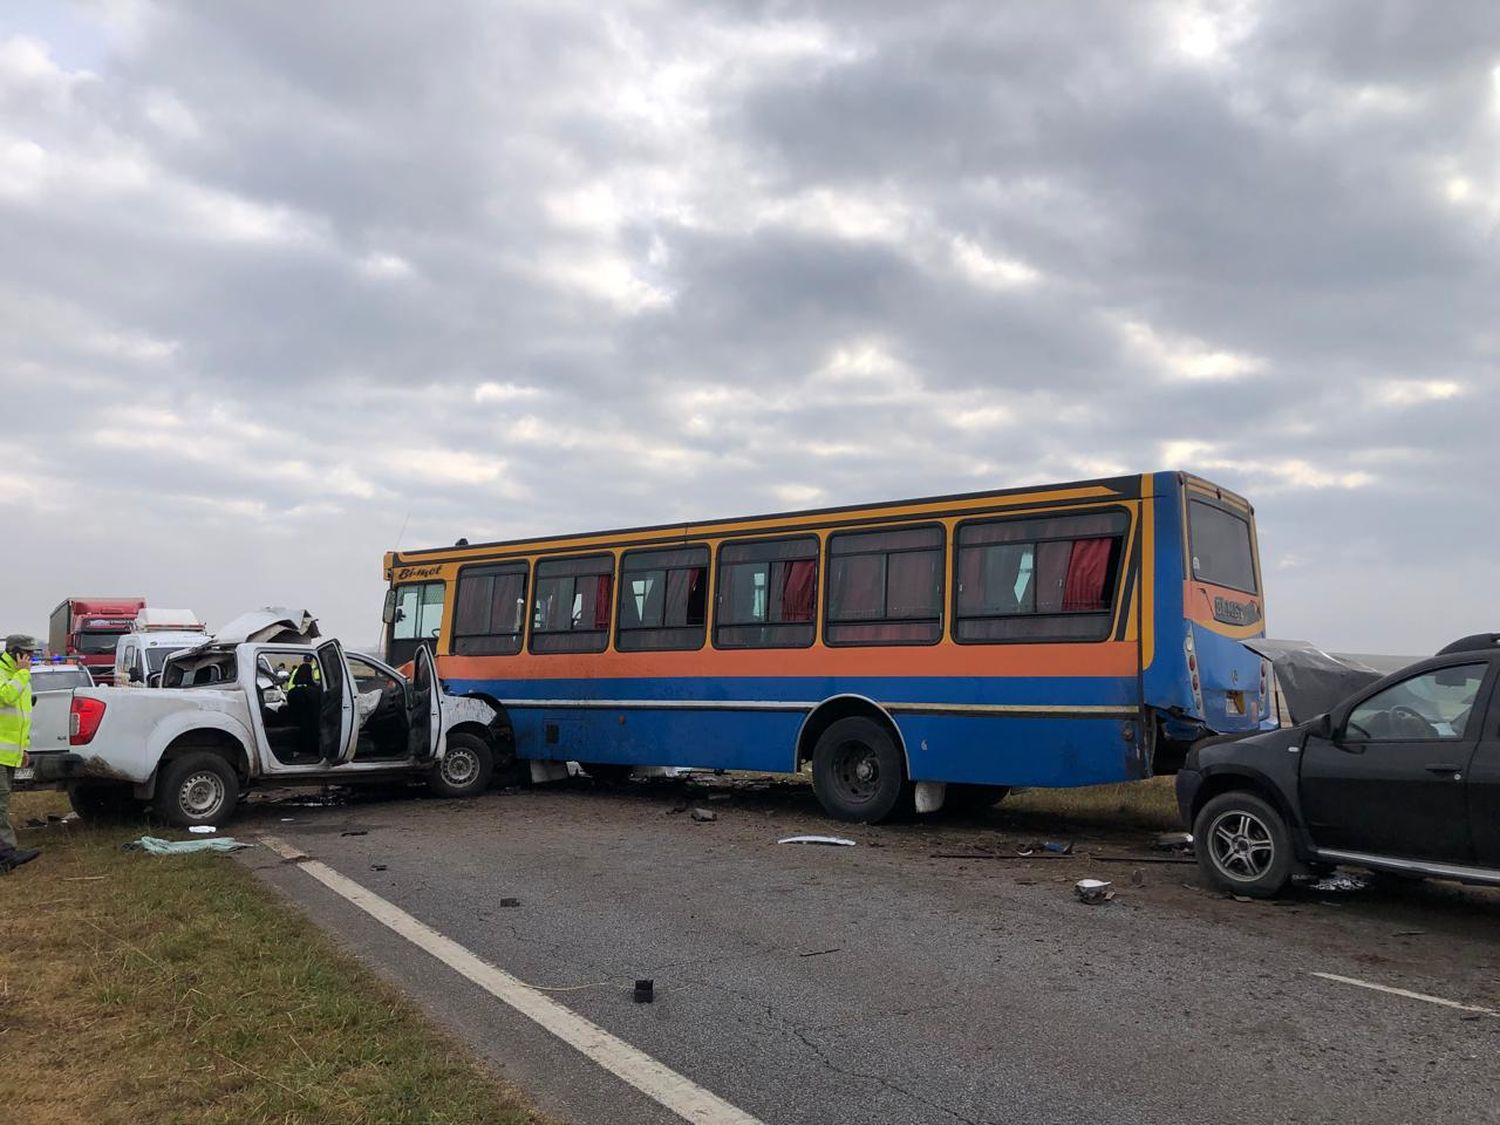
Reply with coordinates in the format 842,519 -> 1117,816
633,978 -> 654,1003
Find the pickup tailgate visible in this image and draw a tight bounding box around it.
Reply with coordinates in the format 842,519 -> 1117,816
64,686 -> 253,786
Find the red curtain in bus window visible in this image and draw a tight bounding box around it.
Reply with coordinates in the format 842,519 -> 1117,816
782,559 -> 816,622
593,574 -> 613,629
1062,538 -> 1112,611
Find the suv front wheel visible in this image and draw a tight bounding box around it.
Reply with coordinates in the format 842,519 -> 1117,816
1192,790 -> 1293,898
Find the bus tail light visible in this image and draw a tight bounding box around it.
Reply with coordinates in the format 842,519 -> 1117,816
70,697 -> 106,745
1184,627 -> 1203,716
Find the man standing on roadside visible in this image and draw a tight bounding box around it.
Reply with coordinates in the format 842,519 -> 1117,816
0,634 -> 41,872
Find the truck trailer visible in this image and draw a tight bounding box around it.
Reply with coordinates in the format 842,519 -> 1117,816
47,596 -> 147,685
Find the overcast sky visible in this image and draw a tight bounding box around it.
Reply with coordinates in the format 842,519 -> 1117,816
3,1 -> 1496,653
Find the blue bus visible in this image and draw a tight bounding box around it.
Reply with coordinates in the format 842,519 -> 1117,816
383,471 -> 1268,821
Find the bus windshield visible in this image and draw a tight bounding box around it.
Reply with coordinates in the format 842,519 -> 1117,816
1187,500 -> 1257,593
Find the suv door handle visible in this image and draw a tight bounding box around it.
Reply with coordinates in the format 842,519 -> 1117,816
1426,764 -> 1463,777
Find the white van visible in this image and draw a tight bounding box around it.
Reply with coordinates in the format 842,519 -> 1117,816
116,630 -> 212,687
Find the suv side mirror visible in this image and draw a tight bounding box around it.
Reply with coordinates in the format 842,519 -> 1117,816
1309,713 -> 1334,739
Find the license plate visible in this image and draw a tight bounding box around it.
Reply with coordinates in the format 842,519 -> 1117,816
1226,691 -> 1245,716
14,766 -> 33,781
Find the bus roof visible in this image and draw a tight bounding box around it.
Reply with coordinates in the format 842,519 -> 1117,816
388,469 -> 1250,570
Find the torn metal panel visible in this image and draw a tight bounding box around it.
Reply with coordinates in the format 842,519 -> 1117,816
1243,639 -> 1388,725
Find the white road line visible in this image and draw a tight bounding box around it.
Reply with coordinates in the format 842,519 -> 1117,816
260,835 -> 764,1125
1310,972 -> 1499,1017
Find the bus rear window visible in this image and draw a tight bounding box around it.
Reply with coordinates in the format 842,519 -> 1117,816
1188,501 -> 1257,593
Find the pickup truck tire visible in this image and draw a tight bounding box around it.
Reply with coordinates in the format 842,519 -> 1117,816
156,752 -> 240,827
68,783 -> 143,823
429,732 -> 494,798
1192,790 -> 1293,898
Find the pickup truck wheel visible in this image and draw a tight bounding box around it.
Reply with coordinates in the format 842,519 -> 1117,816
68,783 -> 142,823
156,752 -> 239,827
429,732 -> 494,798
1192,790 -> 1293,898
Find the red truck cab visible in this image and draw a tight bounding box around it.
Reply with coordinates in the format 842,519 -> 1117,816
47,596 -> 146,685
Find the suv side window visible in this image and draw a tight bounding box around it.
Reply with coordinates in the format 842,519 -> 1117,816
1345,663 -> 1487,742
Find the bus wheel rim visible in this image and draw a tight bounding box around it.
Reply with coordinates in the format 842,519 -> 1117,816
830,739 -> 880,803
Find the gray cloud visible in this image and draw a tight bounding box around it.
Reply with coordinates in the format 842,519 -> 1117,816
0,0 -> 1496,653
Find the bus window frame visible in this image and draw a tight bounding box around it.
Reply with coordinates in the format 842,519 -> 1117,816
822,521 -> 946,648
452,559 -> 531,656
949,505 -> 1133,646
710,533 -> 820,652
1184,493 -> 1261,596
389,580 -> 446,645
616,543 -> 712,653
528,552 -> 616,655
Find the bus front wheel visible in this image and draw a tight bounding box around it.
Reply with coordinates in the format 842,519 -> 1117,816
811,716 -> 911,823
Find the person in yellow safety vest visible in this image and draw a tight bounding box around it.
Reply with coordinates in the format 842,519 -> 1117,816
0,634 -> 41,872
288,654 -> 321,693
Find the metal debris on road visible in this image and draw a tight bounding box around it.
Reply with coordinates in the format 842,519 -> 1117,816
188,825 -> 217,835
778,835 -> 855,846
689,807 -> 718,822
1310,873 -> 1368,893
1075,878 -> 1115,904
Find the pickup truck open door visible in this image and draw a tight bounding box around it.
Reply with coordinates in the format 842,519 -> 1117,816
408,644 -> 443,763
316,639 -> 360,766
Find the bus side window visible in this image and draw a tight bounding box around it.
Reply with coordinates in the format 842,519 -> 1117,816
954,510 -> 1129,643
531,554 -> 614,654
714,536 -> 818,649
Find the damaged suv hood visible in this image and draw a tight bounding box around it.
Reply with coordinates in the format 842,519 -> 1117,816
176,608 -> 322,658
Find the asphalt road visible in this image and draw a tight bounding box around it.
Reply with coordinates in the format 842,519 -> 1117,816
241,778 -> 1500,1125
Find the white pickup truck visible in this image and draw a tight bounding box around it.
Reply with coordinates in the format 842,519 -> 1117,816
35,636 -> 505,827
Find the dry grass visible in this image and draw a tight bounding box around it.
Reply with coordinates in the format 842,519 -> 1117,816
0,791 -> 551,1125
1003,776 -> 1183,831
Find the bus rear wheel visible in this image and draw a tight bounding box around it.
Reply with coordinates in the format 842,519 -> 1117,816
811,716 -> 911,823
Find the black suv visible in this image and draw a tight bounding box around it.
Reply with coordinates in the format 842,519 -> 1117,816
1176,634 -> 1500,897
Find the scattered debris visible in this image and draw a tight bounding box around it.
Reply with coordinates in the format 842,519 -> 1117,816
1075,878 -> 1114,904
60,811 -> 79,824
633,979 -> 654,1004
371,864 -> 388,872
1310,873 -> 1368,893
1129,868 -> 1146,887
798,948 -> 842,958
188,825 -> 217,835
1094,854 -> 1195,865
500,897 -> 520,908
1231,894 -> 1254,903
1153,832 -> 1194,851
933,851 -> 1069,860
280,818 -> 295,823
689,807 -> 718,823
1015,877 -> 1038,886
707,792 -> 732,802
340,830 -> 369,837
779,835 -> 855,846
1042,841 -> 1074,855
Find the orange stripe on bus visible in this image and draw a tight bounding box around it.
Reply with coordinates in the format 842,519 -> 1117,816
438,642 -> 1138,683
